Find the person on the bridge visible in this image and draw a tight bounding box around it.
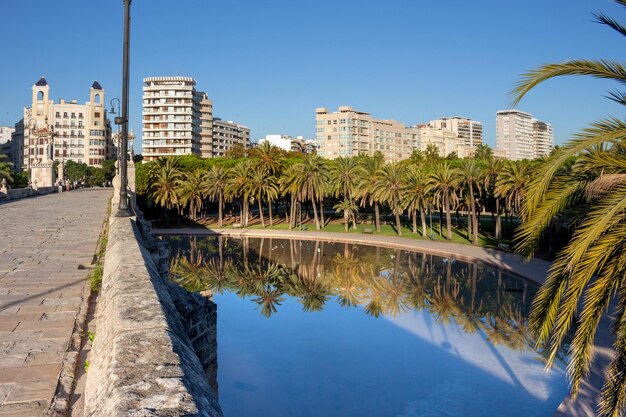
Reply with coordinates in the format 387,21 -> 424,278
57,180 -> 63,193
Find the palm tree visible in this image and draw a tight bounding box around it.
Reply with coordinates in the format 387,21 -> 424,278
250,141 -> 284,176
0,154 -> 13,184
373,162 -> 407,236
457,160 -> 481,245
427,162 -> 457,240
495,160 -> 532,237
334,199 -> 358,231
482,158 -> 504,240
205,165 -> 230,228
402,165 -> 429,237
330,157 -> 364,230
227,160 -> 254,226
178,168 -> 208,221
356,154 -> 384,232
150,157 -> 183,226
296,155 -> 329,230
511,4 -> 626,414
249,167 -> 279,228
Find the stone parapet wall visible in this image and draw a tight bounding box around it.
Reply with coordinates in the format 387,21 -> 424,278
0,186 -> 55,200
84,169 -> 223,417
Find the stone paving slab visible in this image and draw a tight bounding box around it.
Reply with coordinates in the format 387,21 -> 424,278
0,189 -> 110,415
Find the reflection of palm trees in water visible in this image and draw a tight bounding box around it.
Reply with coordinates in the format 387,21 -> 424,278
167,236 -> 552,352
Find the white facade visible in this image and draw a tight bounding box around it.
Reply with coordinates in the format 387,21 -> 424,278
212,119 -> 250,157
0,126 -> 14,145
142,76 -> 213,161
259,134 -> 316,153
260,134 -> 292,151
495,110 -> 552,160
22,77 -> 111,170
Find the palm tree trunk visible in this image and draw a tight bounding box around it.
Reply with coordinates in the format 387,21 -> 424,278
269,200 -> 273,226
420,205 -> 427,238
218,194 -> 223,228
319,198 -> 325,228
394,197 -> 402,236
412,209 -> 417,234
445,193 -> 452,240
470,183 -> 478,245
258,199 -> 265,227
467,210 -> 471,240
350,198 -> 357,230
344,211 -> 349,232
439,206 -> 443,236
312,198 -> 320,230
375,203 -> 381,232
495,199 -> 501,240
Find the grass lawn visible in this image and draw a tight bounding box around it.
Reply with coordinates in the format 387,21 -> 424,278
175,212 -> 513,250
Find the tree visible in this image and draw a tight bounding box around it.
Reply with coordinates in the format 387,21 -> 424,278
250,141 -> 284,176
403,165 -> 430,237
473,144 -> 494,161
149,157 -> 183,226
205,165 -> 230,227
0,154 -> 13,184
457,160 -> 481,245
297,155 -> 329,230
179,168 -> 208,221
227,160 -> 254,226
334,199 -> 359,231
373,162 -> 407,236
483,157 -> 504,240
511,3 -> 626,414
427,162 -> 457,240
356,155 -> 384,232
102,159 -> 116,183
249,167 -> 279,227
330,157 -> 364,230
495,160 -> 532,237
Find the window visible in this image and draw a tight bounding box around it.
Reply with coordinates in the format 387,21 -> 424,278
63,112 -> 68,118
95,112 -> 101,118
56,112 -> 60,118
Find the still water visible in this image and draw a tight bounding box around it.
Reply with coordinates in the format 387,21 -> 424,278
166,236 -> 569,417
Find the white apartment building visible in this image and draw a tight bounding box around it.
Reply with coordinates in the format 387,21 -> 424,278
212,118 -> 250,157
414,117 -> 483,157
259,134 -> 316,154
315,106 -> 415,161
20,77 -> 111,170
495,110 -> 553,160
142,76 -> 213,161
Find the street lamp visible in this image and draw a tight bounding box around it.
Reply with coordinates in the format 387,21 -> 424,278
116,0 -> 132,217
25,117 -> 37,174
109,97 -> 121,173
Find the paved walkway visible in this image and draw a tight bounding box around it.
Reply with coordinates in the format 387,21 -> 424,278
0,189 -> 110,416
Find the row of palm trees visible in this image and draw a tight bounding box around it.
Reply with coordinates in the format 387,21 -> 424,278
142,142 -> 534,244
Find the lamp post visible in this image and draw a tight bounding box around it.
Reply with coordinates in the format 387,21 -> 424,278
116,0 -> 132,217
25,117 -> 37,176
109,97 -> 121,174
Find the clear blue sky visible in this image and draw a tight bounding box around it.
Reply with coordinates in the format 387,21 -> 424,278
1,0 -> 624,152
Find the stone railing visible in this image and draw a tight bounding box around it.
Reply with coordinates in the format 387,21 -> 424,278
84,168 -> 223,417
0,185 -> 55,200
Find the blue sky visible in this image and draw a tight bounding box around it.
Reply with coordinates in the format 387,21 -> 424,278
1,0 -> 624,152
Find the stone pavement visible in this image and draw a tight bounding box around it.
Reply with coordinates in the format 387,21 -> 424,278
0,189 -> 111,416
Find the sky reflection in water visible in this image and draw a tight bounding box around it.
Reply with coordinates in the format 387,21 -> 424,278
166,236 -> 569,417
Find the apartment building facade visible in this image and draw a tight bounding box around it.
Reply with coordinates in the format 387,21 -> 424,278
315,106 -> 415,161
19,77 -> 111,170
260,134 -> 316,154
142,76 -> 213,161
414,117 -> 483,157
495,110 -> 552,160
212,118 -> 250,157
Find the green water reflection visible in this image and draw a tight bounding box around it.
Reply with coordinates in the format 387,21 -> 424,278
167,235 -> 566,361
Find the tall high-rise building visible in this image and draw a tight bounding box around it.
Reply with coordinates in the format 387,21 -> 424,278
212,119 -> 250,157
315,106 -> 416,161
19,77 -> 111,170
141,76 -> 213,161
495,110 -> 553,160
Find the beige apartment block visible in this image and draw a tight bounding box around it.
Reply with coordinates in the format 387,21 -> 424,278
315,106 -> 415,161
212,118 -> 250,157
20,77 -> 110,170
142,76 -> 213,161
413,123 -> 460,157
495,110 -> 552,160
110,130 -> 136,159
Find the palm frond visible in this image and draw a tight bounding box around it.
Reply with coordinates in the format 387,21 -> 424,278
511,60 -> 626,107
606,89 -> 626,106
594,11 -> 626,38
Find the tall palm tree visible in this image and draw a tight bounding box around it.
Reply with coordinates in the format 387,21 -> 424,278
334,199 -> 358,232
356,154 -> 384,232
150,157 -> 183,226
427,162 -> 457,240
227,159 -> 254,226
289,154 -> 329,230
373,162 -> 407,236
495,160 -> 532,237
511,3 -> 626,414
249,167 -> 279,228
250,141 -> 284,176
457,160 -> 481,245
205,165 -> 230,228
483,157 -> 504,240
178,168 -> 208,221
330,157 -> 364,230
402,165 -> 429,237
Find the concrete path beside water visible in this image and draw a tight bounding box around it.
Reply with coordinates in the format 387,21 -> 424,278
0,189 -> 110,416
